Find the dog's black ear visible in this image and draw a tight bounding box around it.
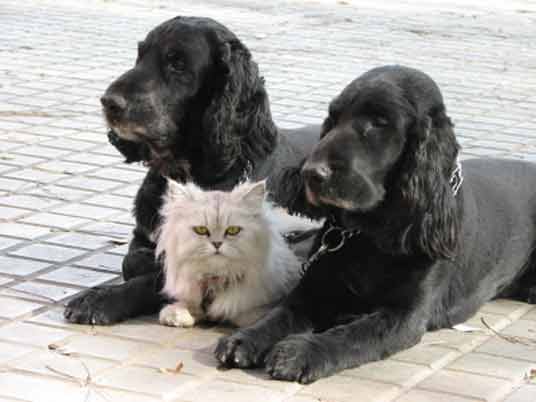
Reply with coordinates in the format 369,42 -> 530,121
395,106 -> 461,259
268,161 -> 324,220
320,96 -> 343,138
201,34 -> 277,174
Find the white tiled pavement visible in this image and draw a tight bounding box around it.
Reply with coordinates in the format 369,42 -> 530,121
1,0 -> 536,401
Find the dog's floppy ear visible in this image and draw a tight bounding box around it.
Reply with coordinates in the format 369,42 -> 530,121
268,161 -> 324,220
395,105 -> 461,260
320,96 -> 344,138
201,33 -> 277,174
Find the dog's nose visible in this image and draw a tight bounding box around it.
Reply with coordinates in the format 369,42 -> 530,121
212,241 -> 223,250
100,93 -> 127,120
302,161 -> 332,187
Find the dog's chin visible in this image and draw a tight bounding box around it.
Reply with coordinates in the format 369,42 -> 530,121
306,184 -> 383,213
107,123 -> 148,143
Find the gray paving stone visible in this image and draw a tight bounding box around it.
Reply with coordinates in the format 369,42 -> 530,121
0,341 -> 34,364
83,194 -> 132,210
9,243 -> 87,263
2,0 -> 536,400
0,237 -> 22,250
502,384 -> 536,402
418,369 -> 514,401
4,168 -> 69,184
38,266 -> 117,287
112,184 -> 142,197
79,221 -> 133,239
299,375 -> 401,402
40,138 -> 97,152
394,389 -> 482,402
34,160 -> 97,175
393,343 -> 461,369
54,176 -> 121,192
88,167 -> 145,183
9,350 -> 114,382
447,352 -> 535,381
63,333 -> 146,361
5,281 -> 80,302
108,212 -> 135,226
63,152 -> 120,166
0,176 -> 28,192
0,256 -> 50,276
0,296 -> 44,319
25,184 -> 94,202
500,319 -> 536,339
43,232 -> 111,250
50,203 -> 121,220
132,346 -> 218,377
0,205 -> 31,220
0,321 -> 72,348
20,212 -> 90,229
521,307 -> 536,321
12,145 -> 71,159
0,372 -> 89,402
0,194 -> 60,211
342,359 -> 433,388
95,366 -> 200,398
73,253 -> 124,273
476,337 -> 536,363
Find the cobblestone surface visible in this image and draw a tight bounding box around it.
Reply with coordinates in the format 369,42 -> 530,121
1,0 -> 536,401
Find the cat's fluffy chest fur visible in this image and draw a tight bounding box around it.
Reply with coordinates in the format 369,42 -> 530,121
156,180 -> 316,327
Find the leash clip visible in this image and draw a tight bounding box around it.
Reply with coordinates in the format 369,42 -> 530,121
300,224 -> 360,276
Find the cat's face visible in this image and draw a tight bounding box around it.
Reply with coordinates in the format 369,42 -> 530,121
157,180 -> 269,265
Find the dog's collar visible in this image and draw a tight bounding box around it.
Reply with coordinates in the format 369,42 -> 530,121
450,157 -> 463,196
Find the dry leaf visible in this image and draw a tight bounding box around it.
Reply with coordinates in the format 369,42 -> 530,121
48,343 -> 76,356
527,368 -> 536,381
159,362 -> 184,374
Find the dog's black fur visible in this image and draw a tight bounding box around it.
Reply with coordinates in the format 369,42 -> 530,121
215,65 -> 536,383
64,16 -> 318,325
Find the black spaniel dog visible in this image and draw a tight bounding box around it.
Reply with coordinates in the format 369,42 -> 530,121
64,16 -> 318,325
216,65 -> 536,383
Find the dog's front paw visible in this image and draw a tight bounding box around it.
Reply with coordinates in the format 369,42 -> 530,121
265,334 -> 333,384
64,286 -> 127,325
159,304 -> 195,327
214,330 -> 268,368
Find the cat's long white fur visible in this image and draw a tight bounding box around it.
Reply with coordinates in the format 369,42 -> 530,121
155,180 -> 319,327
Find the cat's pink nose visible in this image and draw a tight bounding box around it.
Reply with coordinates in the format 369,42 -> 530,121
212,241 -> 222,249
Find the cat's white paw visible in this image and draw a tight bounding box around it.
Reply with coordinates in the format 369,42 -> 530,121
159,304 -> 196,327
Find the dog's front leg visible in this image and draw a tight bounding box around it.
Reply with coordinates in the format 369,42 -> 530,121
215,286 -> 312,368
265,309 -> 425,384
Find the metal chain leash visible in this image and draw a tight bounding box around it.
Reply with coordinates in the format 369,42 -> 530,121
300,224 -> 361,276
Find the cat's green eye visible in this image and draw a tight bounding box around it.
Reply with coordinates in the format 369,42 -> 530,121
192,226 -> 210,236
225,226 -> 242,236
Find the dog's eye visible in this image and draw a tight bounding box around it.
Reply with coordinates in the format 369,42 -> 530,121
193,226 -> 210,236
166,52 -> 185,72
372,116 -> 389,127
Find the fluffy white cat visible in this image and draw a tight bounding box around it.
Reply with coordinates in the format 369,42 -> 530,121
156,180 -> 317,328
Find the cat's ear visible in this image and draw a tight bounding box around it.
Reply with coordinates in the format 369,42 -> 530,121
239,180 -> 266,205
166,179 -> 199,202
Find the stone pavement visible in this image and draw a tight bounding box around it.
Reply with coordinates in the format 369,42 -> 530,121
1,0 -> 536,401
